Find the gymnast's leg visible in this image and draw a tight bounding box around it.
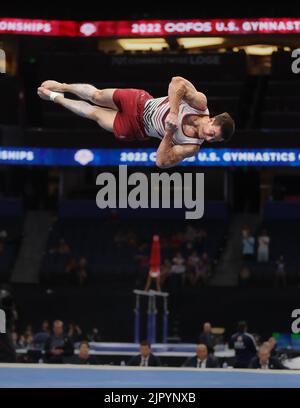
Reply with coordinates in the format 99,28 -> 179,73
41,80 -> 118,110
37,86 -> 117,132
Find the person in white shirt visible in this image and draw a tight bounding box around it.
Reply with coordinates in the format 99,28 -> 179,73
257,229 -> 270,263
249,346 -> 286,370
182,344 -> 219,368
170,252 -> 186,291
127,340 -> 161,367
242,228 -> 255,260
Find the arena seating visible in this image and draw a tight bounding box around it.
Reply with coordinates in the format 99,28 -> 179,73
261,51 -> 300,130
40,201 -> 228,284
245,202 -> 300,287
0,199 -> 24,283
0,75 -> 22,125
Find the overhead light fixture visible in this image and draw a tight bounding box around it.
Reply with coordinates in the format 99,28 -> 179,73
117,38 -> 169,51
177,37 -> 225,49
243,45 -> 278,56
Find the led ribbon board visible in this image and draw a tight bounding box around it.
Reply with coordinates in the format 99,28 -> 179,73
0,18 -> 300,37
0,148 -> 300,167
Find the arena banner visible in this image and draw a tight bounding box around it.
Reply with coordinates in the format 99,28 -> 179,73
0,18 -> 78,36
1,18 -> 300,37
79,18 -> 300,37
0,147 -> 300,167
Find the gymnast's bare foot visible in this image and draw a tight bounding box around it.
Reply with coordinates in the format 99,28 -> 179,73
37,86 -> 64,102
41,80 -> 65,92
37,86 -> 52,100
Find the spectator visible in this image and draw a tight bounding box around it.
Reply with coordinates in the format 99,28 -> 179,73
49,238 -> 71,255
18,325 -> 34,349
274,255 -> 287,287
242,228 -> 255,260
195,228 -> 207,253
249,346 -> 286,369
182,226 -> 196,254
41,320 -> 50,334
58,239 -> 71,254
24,332 -> 34,348
266,336 -> 278,357
127,340 -> 161,367
229,321 -> 257,368
17,335 -> 27,348
195,259 -> 208,287
77,257 -> 89,285
0,287 -> 17,362
18,332 -> 34,348
160,259 -> 172,286
185,225 -> 197,242
67,323 -> 84,343
44,320 -> 74,364
11,331 -> 18,349
198,322 -> 216,352
170,252 -> 186,292
188,251 -> 200,267
182,344 -> 219,368
68,341 -> 97,365
257,229 -> 270,263
87,327 -> 101,342
238,266 -> 252,288
185,250 -> 200,286
170,233 -> 184,250
127,232 -> 138,249
24,324 -> 34,338
201,252 -> 211,274
65,258 -> 78,284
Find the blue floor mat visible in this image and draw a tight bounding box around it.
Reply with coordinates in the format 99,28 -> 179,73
0,365 -> 300,388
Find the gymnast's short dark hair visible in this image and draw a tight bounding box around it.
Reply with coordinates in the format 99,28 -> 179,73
213,112 -> 235,142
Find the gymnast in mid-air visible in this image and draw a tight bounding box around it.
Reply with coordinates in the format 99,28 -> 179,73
37,77 -> 235,168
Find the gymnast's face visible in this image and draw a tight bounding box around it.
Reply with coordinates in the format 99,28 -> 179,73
200,117 -> 223,142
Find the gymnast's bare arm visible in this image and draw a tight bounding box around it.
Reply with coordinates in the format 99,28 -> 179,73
165,76 -> 207,130
155,130 -> 200,169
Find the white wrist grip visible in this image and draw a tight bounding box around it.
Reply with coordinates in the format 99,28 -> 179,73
50,91 -> 64,102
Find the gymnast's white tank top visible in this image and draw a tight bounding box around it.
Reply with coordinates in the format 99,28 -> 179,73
143,96 -> 209,146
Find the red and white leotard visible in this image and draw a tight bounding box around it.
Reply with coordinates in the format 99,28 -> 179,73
143,96 -> 209,146
112,89 -> 209,144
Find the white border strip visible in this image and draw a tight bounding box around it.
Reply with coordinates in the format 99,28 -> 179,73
0,363 -> 299,375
